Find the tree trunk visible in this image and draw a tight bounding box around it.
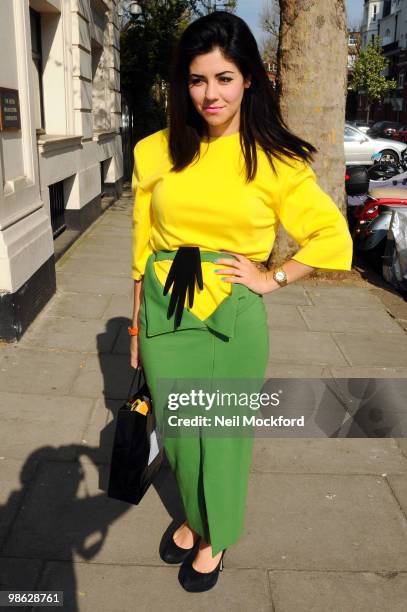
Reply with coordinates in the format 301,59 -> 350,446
271,0 -> 348,267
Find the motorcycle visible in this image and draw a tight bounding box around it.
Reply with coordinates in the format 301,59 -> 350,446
367,149 -> 407,180
346,160 -> 407,271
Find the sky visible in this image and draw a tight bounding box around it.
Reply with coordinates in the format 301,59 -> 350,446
235,0 -> 364,46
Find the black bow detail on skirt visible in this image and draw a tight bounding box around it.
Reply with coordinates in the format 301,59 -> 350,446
163,247 -> 204,328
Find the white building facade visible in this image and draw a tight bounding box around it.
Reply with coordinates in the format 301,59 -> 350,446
0,0 -> 122,342
358,0 -> 407,120
360,0 -> 384,47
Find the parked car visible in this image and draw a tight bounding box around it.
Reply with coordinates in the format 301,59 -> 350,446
344,124 -> 407,166
346,120 -> 374,134
384,124 -> 407,144
366,121 -> 401,139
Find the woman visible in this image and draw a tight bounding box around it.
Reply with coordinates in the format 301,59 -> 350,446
129,11 -> 353,593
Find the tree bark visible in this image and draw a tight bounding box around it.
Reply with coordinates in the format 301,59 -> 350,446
271,0 -> 348,267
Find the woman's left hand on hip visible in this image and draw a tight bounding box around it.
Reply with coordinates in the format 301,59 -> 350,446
214,251 -> 274,295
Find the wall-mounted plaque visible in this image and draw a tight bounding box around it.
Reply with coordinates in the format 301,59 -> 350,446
0,88 -> 21,131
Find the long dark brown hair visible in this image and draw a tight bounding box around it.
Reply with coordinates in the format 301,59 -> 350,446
167,11 -> 317,182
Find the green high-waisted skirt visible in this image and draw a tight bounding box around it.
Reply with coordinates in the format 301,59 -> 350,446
139,249 -> 269,556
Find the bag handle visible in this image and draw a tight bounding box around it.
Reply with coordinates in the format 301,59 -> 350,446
127,367 -> 143,401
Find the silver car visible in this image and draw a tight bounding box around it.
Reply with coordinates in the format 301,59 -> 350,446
344,124 -> 407,165
346,120 -> 372,134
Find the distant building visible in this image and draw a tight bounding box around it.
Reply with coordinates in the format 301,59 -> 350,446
0,0 -> 122,342
360,0 -> 383,48
348,30 -> 361,72
358,0 -> 407,122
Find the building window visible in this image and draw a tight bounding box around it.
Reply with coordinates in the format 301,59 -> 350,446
100,161 -> 106,197
398,73 -> 405,89
91,41 -> 109,131
383,0 -> 391,18
373,5 -> 377,21
30,7 -> 45,131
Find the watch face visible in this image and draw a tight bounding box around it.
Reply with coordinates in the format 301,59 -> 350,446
275,271 -> 286,282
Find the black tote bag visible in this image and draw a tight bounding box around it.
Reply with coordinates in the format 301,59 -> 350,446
107,367 -> 163,505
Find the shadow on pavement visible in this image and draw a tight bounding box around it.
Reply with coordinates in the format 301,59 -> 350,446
0,318 -> 185,611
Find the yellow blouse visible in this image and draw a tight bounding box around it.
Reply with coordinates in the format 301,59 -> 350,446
131,128 -> 353,320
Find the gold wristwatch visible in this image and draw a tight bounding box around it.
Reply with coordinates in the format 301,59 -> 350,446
272,266 -> 288,287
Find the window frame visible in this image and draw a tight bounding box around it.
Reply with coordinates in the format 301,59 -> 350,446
344,126 -> 365,142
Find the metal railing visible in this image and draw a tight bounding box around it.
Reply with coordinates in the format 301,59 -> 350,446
49,180 -> 66,238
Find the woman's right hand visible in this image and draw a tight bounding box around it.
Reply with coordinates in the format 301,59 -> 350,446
130,335 -> 142,369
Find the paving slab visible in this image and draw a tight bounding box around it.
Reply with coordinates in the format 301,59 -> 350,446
0,348 -> 83,396
396,439 -> 407,459
0,557 -> 43,591
102,294 -> 133,320
111,325 -> 131,354
87,225 -> 132,238
267,570 -> 407,612
230,472 -> 407,571
97,215 -> 133,229
265,305 -> 308,330
69,242 -> 131,261
2,460 -> 180,566
57,257 -> 130,278
56,272 -> 132,296
333,332 -> 407,367
329,377 -> 407,437
101,210 -> 131,220
82,234 -> 132,250
329,365 -> 407,378
0,392 -> 95,461
268,330 -> 348,366
387,473 -> 407,518
299,304 -> 404,334
44,292 -> 111,319
304,285 -> 384,308
19,316 -> 121,354
69,354 -> 134,399
251,438 -> 407,474
263,285 -> 311,306
0,458 -> 38,547
35,562 -> 271,612
80,397 -> 122,464
265,364 -> 329,378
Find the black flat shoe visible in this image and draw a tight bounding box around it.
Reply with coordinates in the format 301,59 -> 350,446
159,522 -> 200,564
178,548 -> 226,592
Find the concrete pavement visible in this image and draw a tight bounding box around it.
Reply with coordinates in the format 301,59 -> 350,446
1,186 -> 407,611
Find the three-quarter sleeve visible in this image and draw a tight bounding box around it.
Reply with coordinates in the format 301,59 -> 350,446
131,143 -> 154,281
275,158 -> 353,271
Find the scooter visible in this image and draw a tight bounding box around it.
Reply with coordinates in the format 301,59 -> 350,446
345,164 -> 407,270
